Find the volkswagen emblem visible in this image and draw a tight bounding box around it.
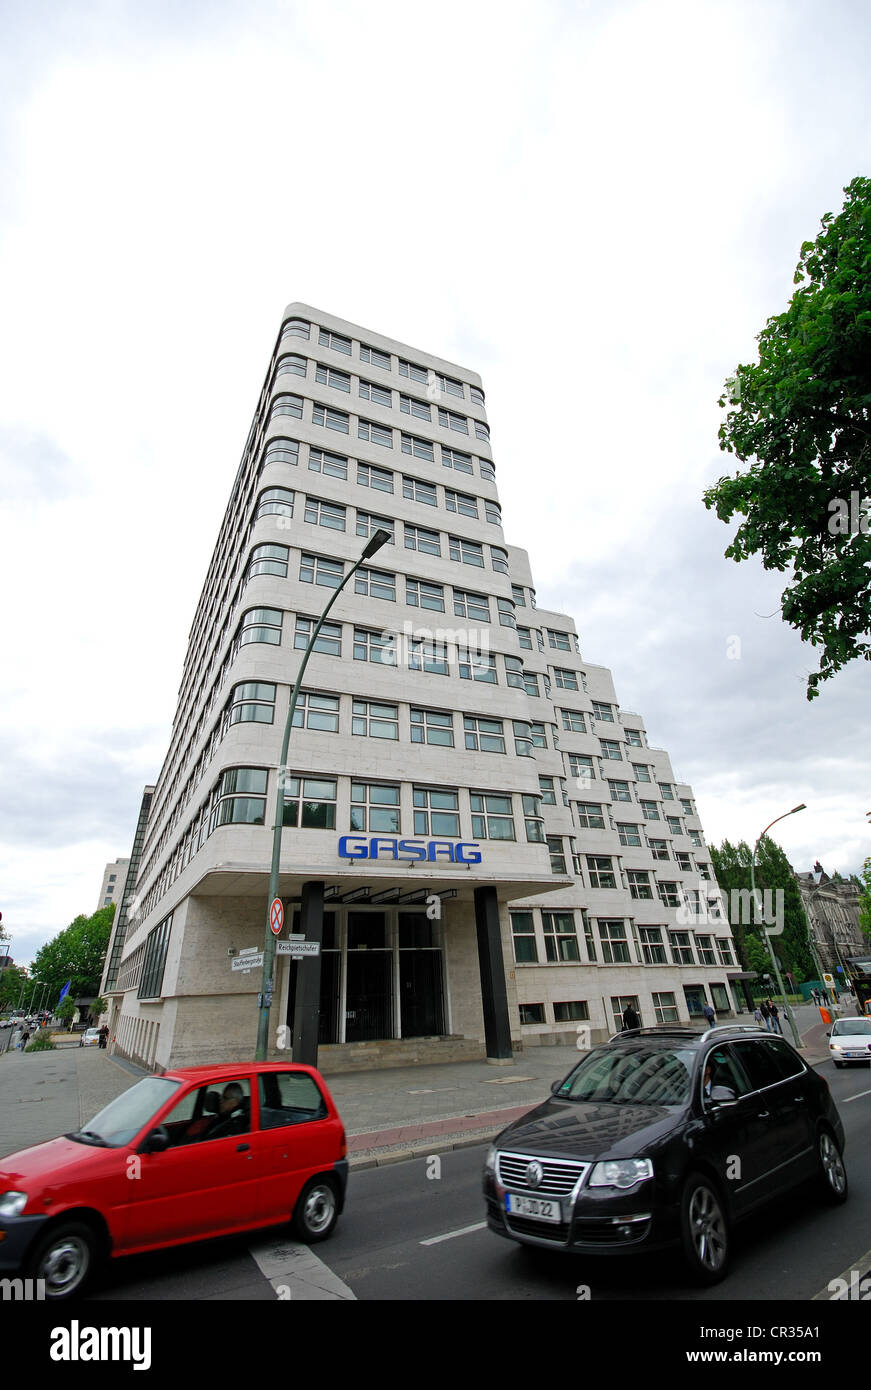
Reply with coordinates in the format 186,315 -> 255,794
525,1160 -> 544,1189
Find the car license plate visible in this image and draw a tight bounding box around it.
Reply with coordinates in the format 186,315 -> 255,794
505,1193 -> 561,1222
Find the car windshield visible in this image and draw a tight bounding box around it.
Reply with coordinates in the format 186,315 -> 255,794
556,1045 -> 697,1106
72,1077 -> 181,1147
832,1019 -> 871,1036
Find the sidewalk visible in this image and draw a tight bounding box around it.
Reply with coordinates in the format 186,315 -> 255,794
0,1004 -> 839,1170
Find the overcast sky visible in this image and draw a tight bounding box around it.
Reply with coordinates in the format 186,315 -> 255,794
1,0 -> 869,973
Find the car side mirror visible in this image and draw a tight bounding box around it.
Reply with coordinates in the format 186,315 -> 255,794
710,1085 -> 737,1106
826,1031 -> 831,1037
139,1125 -> 170,1154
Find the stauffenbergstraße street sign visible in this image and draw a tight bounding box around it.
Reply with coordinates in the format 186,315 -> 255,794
232,952 -> 264,971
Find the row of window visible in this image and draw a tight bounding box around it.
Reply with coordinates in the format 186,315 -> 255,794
279,319 -> 485,408
509,910 -> 736,968
519,994 -> 685,1028
273,354 -> 488,432
263,432 -> 496,485
254,477 -> 502,529
270,393 -> 491,448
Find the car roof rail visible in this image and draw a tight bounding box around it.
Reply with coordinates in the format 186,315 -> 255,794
699,1023 -> 769,1043
606,1025 -> 703,1043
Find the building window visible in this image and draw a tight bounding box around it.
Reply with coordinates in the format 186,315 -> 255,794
626,729 -> 643,747
484,501 -> 501,526
640,928 -> 667,966
308,447 -> 348,480
358,417 -> 393,448
353,627 -> 396,666
433,372 -> 464,398
442,446 -> 473,474
464,715 -> 505,753
576,802 -> 605,830
587,855 -> 616,889
401,433 -> 434,462
471,793 -> 515,841
406,578 -> 445,611
352,699 -> 399,740
538,776 -> 557,805
452,536 -> 486,569
530,722 -> 548,749
350,782 -> 401,833
601,738 -> 622,760
490,546 -> 509,574
354,567 -> 396,601
276,354 -> 307,378
239,607 -> 283,647
263,438 -> 300,469
403,475 -> 437,507
555,667 -> 579,690
513,721 -> 534,758
696,935 -> 717,966
453,589 -> 489,622
438,407 -> 469,434
138,914 -> 173,1000
315,363 -> 351,392
399,358 -> 428,384
511,585 -> 526,607
592,701 -> 615,722
667,816 -> 682,835
300,552 -> 343,587
256,487 -> 295,520
659,782 -> 675,799
519,1003 -> 545,1025
304,498 -> 346,531
522,795 -> 546,845
226,681 -> 276,727
649,839 -> 670,861
716,937 -> 735,966
408,637 -> 449,674
294,616 -> 341,656
675,852 -> 692,872
410,708 -> 454,746
517,625 -> 532,649
281,318 -> 310,340
628,869 -> 653,901
357,462 -> 394,492
632,764 -> 652,783
560,709 -> 586,734
496,599 -> 516,629
554,1000 -> 589,1023
457,647 -> 496,682
357,511 -> 394,543
318,328 -> 351,355
360,342 -> 391,370
569,753 -> 595,784
546,836 -> 567,874
547,629 -> 571,650
511,911 -> 538,964
271,394 -> 304,421
542,912 -> 579,962
617,822 -> 642,847
282,776 -> 337,829
469,385 -> 485,407
445,488 -> 478,519
658,882 -> 680,908
522,672 -> 539,698
475,421 -> 490,443
212,767 -> 268,830
413,786 -> 460,836
248,543 -> 289,578
689,830 -> 702,847
640,800 -> 661,821
312,405 -> 349,433
400,393 -> 431,420
404,523 -> 440,557
608,779 -> 632,802
653,992 -> 680,1024
291,692 -> 340,732
597,920 -> 630,964
359,379 -> 392,408
669,931 -> 695,966
680,799 -> 693,816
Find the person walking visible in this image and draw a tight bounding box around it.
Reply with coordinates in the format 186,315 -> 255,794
753,1005 -> 764,1027
768,999 -> 783,1035
621,1001 -> 641,1032
702,1001 -> 716,1028
760,1000 -> 772,1031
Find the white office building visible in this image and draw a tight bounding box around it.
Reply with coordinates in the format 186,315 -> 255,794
101,306 -> 741,1074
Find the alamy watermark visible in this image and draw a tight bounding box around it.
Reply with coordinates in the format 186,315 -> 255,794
677,882 -> 785,936
828,492 -> 870,536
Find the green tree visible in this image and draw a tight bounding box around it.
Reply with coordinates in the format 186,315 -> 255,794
858,856 -> 871,941
704,176 -> 871,699
57,997 -> 77,1031
0,963 -> 29,1012
710,835 -> 816,982
30,905 -> 115,1004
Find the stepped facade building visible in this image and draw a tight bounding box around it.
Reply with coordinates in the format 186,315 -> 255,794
101,306 -> 741,1073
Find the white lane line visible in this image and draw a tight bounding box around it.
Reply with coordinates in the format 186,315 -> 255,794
249,1233 -> 357,1300
842,1087 -> 871,1103
420,1222 -> 487,1246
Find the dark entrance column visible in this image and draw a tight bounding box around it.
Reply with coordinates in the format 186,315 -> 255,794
474,886 -> 513,1061
292,881 -> 324,1067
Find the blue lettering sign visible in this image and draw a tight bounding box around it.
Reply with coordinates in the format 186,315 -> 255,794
337,836 -> 482,863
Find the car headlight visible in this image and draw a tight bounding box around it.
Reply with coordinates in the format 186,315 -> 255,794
829,1043 -> 844,1050
484,1144 -> 497,1176
588,1159 -> 653,1190
0,1191 -> 28,1219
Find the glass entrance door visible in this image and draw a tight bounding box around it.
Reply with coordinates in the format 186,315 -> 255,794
345,912 -> 393,1042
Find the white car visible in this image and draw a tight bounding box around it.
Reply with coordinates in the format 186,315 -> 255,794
79,1027 -> 101,1048
828,1017 -> 871,1068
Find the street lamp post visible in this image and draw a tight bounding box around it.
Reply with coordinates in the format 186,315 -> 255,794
750,804 -> 805,1049
255,528 -> 393,1062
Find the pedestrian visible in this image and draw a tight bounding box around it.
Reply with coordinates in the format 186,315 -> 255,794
753,1005 -> 764,1027
768,1000 -> 782,1035
702,1002 -> 716,1028
621,1001 -> 640,1032
98,1025 -> 108,1050
19,1029 -> 30,1051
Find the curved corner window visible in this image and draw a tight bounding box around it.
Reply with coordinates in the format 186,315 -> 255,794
485,501 -> 502,526
491,546 -> 509,575
210,767 -> 268,830
239,607 -> 283,647
281,318 -> 310,340
275,355 -> 307,378
227,682 -> 276,727
513,721 -> 534,758
248,543 -> 289,579
262,438 -> 299,469
498,598 -> 516,628
479,459 -> 496,482
256,487 -> 294,521
271,394 -> 303,420
475,421 -> 491,443
470,386 -> 485,408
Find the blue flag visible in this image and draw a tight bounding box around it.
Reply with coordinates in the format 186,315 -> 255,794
58,980 -> 71,1003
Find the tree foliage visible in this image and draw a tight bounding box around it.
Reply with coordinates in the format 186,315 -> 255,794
858,857 -> 871,941
30,905 -> 115,1005
704,176 -> 871,699
710,836 -> 816,982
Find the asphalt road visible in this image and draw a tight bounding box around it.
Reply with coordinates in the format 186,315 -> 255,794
84,1059 -> 871,1303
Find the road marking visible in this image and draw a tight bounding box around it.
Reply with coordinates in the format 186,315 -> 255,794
841,1087 -> 871,1103
248,1233 -> 357,1300
485,1076 -> 536,1085
812,1246 -> 871,1300
420,1222 -> 487,1246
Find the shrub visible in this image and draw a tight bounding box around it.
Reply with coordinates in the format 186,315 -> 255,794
25,1033 -> 56,1052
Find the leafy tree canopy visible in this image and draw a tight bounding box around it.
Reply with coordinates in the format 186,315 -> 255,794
858,857 -> 871,941
30,905 -> 115,1005
704,176 -> 871,699
710,836 -> 816,981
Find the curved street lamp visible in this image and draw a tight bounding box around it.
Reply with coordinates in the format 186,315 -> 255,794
255,528 -> 393,1061
750,804 -> 805,1048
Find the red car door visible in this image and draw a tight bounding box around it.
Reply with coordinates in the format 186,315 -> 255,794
254,1069 -> 341,1224
115,1077 -> 262,1253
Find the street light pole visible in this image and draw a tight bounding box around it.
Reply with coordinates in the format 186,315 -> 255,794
750,804 -> 805,1049
255,528 -> 393,1062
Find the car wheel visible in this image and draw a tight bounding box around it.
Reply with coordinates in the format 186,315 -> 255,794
292,1177 -> 338,1243
814,1128 -> 848,1205
679,1173 -> 730,1285
26,1221 -> 97,1299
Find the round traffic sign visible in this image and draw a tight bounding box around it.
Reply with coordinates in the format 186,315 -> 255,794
269,898 -> 284,936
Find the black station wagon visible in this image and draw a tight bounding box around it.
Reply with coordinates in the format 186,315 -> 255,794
483,1025 -> 847,1283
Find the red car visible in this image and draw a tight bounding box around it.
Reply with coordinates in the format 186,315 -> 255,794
0,1061 -> 348,1299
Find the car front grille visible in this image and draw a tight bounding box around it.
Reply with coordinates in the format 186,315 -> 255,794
504,1214 -> 571,1243
496,1151 -> 589,1197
